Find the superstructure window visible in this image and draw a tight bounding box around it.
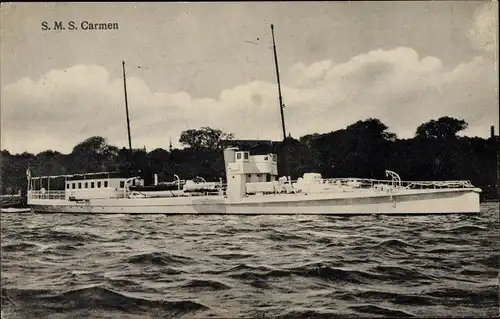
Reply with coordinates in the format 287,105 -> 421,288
244,152 -> 249,160
66,183 -> 70,189
72,183 -> 75,189
78,182 -> 81,189
91,182 -> 95,188
120,181 -> 125,188
85,182 -> 88,188
236,153 -> 242,160
104,181 -> 108,188
97,181 -> 101,188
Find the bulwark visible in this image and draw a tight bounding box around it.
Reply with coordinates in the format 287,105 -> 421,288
81,21 -> 119,30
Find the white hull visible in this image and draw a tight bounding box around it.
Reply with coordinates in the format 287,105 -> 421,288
27,188 -> 481,215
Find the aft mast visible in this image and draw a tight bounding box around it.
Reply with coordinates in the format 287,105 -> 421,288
270,24 -> 290,178
122,61 -> 133,153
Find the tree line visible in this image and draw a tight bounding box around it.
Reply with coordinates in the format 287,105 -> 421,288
1,117 -> 498,200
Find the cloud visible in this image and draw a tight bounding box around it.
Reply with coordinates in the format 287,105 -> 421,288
467,2 -> 498,53
1,46 -> 497,154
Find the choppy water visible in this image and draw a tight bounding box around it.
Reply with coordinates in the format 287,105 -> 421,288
1,203 -> 499,318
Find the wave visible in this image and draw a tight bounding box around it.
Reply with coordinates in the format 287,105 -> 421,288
180,279 -> 232,291
105,278 -> 159,293
278,308 -> 341,318
224,263 -> 292,289
426,286 -> 498,306
265,230 -> 305,241
458,268 -> 498,277
228,268 -> 292,281
42,243 -> 85,256
1,242 -> 41,252
419,237 -> 469,246
117,229 -> 143,235
124,252 -> 192,266
324,241 -> 346,247
476,254 -> 499,268
225,262 -> 385,285
353,290 -> 437,306
3,286 -> 209,318
349,304 -> 415,317
373,239 -> 422,250
288,262 -> 381,284
211,252 -> 254,260
216,226 -> 241,235
41,229 -> 104,243
370,265 -> 435,282
425,248 -> 456,254
228,263 -> 276,273
200,263 -> 273,276
223,262 -> 392,285
440,225 -> 488,234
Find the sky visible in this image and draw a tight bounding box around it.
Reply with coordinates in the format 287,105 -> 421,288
1,1 -> 498,154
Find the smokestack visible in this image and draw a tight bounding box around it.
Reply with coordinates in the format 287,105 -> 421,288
491,125 -> 495,138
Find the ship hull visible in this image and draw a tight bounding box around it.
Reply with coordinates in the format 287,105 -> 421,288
27,188 -> 481,215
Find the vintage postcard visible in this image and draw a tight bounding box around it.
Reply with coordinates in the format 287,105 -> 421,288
1,2 -> 498,318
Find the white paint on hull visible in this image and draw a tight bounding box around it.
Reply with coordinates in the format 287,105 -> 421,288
28,188 -> 481,214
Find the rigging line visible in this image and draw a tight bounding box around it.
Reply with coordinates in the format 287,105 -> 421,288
133,37 -> 269,70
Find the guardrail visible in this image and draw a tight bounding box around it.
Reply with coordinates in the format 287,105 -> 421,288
315,178 -> 474,189
28,190 -> 66,200
245,176 -> 475,195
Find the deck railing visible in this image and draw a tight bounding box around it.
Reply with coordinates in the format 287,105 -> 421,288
291,177 -> 474,191
244,176 -> 475,195
318,178 -> 473,189
28,190 -> 66,200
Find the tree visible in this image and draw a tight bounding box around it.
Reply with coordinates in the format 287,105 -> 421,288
179,127 -> 234,151
338,118 -> 397,178
32,150 -> 66,176
69,136 -> 118,173
415,116 -> 468,140
346,118 -> 397,142
1,151 -> 35,194
72,136 -> 113,155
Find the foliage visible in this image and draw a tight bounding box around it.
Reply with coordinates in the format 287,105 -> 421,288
69,136 -> 119,173
179,127 -> 234,151
415,116 -> 468,140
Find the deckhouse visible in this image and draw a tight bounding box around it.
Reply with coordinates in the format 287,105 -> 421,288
27,170 -> 143,201
223,148 -> 280,200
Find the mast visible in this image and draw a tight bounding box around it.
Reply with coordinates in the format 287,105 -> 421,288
270,24 -> 287,140
270,24 -> 290,177
122,61 -> 133,152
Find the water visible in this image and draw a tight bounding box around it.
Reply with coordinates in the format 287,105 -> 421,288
1,203 -> 498,318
